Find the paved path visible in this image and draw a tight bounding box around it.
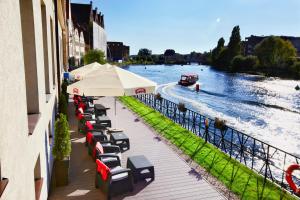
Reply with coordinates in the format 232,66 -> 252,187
49,97 -> 225,200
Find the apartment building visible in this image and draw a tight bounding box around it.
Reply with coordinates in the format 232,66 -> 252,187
107,42 -> 130,62
68,0 -> 85,66
0,0 -> 67,199
71,2 -> 107,57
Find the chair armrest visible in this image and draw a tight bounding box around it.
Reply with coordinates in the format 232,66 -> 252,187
111,168 -> 131,176
100,141 -> 113,145
103,145 -> 121,153
97,153 -> 120,160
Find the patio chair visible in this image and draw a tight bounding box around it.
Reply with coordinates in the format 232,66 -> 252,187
95,159 -> 133,200
86,132 -> 109,156
93,142 -> 121,167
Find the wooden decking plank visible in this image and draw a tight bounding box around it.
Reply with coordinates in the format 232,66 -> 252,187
48,97 -> 225,200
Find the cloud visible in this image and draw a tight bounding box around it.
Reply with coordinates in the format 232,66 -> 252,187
216,18 -> 221,23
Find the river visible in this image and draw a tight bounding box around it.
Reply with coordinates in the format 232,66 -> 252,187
124,64 -> 300,156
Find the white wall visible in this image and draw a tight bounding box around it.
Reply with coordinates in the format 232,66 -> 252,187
92,22 -> 107,57
0,0 -> 60,199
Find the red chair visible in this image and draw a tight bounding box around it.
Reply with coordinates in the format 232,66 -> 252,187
95,159 -> 133,199
93,142 -> 121,168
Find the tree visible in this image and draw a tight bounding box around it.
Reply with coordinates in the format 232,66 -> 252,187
212,37 -> 225,66
226,26 -> 242,66
164,49 -> 176,57
83,49 -> 106,65
52,114 -> 71,160
138,48 -> 152,57
254,36 -> 297,69
231,55 -> 258,71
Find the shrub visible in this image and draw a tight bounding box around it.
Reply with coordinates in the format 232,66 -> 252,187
178,102 -> 187,112
214,117 -> 227,131
59,93 -> 68,116
52,114 -> 71,160
231,55 -> 258,71
83,49 -> 106,65
61,80 -> 69,103
154,93 -> 163,101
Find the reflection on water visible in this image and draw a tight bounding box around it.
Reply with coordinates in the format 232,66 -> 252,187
125,64 -> 300,155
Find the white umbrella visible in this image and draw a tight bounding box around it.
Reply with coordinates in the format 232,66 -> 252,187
67,64 -> 156,96
70,62 -> 103,80
67,63 -> 157,128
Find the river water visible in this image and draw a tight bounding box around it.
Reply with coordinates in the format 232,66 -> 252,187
124,64 -> 300,156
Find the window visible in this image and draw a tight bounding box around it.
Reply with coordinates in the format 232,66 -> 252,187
48,121 -> 53,146
50,18 -> 56,88
0,163 -> 8,198
41,2 -> 50,95
34,156 -> 43,200
20,0 -> 41,134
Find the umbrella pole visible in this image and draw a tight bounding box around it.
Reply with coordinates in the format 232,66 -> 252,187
114,97 -> 117,128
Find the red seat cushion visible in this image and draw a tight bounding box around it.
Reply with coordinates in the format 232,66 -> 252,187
96,159 -> 110,181
86,132 -> 93,145
93,142 -> 104,158
78,102 -> 86,111
77,113 -> 84,120
85,121 -> 93,130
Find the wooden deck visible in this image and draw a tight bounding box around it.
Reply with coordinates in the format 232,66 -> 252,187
49,97 -> 225,200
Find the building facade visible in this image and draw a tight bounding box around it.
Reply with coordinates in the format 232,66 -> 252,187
71,2 -> 107,57
244,35 -> 300,56
0,0 -> 67,199
107,42 -> 130,62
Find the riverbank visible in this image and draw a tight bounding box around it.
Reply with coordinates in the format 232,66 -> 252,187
119,96 -> 297,200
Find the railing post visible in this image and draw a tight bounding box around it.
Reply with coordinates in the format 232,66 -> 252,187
205,118 -> 209,143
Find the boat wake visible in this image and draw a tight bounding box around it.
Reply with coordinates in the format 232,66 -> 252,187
156,82 -> 300,154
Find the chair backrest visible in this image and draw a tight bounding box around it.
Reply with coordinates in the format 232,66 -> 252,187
77,113 -> 84,120
86,132 -> 93,145
93,134 -> 107,144
96,159 -> 110,181
78,102 -> 86,111
93,142 -> 104,158
85,121 -> 93,130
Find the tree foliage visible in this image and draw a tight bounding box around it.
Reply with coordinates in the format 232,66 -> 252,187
164,49 -> 176,57
59,93 -> 68,117
83,49 -> 106,65
227,26 -> 242,58
254,36 -> 297,69
52,114 -> 71,160
231,55 -> 258,71
211,38 -> 225,66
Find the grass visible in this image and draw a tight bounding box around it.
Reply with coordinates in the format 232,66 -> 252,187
119,96 -> 297,200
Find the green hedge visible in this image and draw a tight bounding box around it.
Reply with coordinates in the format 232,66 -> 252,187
119,96 -> 297,200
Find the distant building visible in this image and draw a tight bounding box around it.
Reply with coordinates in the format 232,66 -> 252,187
71,2 -> 107,57
244,35 -> 300,56
107,42 -> 130,61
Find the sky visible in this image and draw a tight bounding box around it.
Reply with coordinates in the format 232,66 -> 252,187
72,0 -> 300,55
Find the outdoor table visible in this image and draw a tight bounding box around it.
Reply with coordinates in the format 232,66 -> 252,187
94,104 -> 109,117
110,132 -> 130,151
96,116 -> 111,128
127,155 -> 155,183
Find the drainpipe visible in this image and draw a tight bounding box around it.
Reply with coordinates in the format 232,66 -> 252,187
54,0 -> 61,95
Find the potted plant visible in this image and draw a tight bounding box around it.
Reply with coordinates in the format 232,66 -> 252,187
154,93 -> 163,101
58,93 -> 68,117
214,117 -> 227,131
52,113 -> 71,187
178,102 -> 187,113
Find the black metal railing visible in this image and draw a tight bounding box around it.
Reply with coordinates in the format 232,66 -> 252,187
135,94 -> 300,199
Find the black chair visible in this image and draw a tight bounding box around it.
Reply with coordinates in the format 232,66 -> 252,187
95,159 -> 133,200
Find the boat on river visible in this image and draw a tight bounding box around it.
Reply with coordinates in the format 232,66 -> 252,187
178,73 -> 199,86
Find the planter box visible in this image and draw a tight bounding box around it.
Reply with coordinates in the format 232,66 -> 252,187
54,157 -> 70,187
